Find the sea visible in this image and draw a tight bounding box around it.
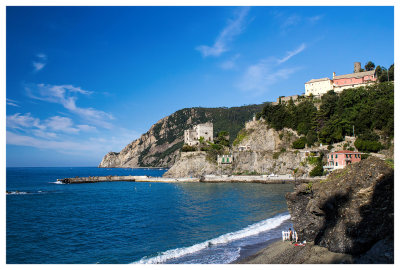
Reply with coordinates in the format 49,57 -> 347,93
6,167 -> 294,264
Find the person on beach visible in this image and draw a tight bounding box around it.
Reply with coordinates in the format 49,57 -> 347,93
289,228 -> 293,242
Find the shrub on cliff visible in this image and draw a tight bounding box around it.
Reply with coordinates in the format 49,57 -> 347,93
309,164 -> 324,177
355,139 -> 383,152
292,137 -> 306,149
181,145 -> 196,152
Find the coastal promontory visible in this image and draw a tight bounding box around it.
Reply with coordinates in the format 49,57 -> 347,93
99,105 -> 263,168
286,157 -> 394,263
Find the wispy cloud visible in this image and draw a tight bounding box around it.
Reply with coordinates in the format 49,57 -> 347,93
7,127 -> 140,158
6,98 -> 20,107
238,58 -> 300,94
220,54 -> 241,70
196,7 -> 250,57
277,43 -> 306,64
44,116 -> 80,133
25,83 -> 114,129
33,53 -> 47,71
273,11 -> 324,33
6,113 -> 45,130
33,62 -> 46,71
281,14 -> 301,30
308,15 -> 324,23
238,43 -> 306,94
37,53 -> 47,59
7,113 -> 97,138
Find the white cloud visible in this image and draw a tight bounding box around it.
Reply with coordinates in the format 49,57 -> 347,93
33,62 -> 46,71
196,7 -> 250,57
6,127 -> 140,159
274,12 -> 324,33
44,116 -> 80,133
25,83 -> 114,129
7,112 -> 99,140
7,131 -> 94,152
281,14 -> 301,29
32,129 -> 58,139
220,54 -> 240,70
6,98 -> 20,107
37,53 -> 47,60
277,43 -> 306,64
77,124 -> 97,132
6,113 -> 45,130
33,53 -> 47,71
238,44 -> 305,94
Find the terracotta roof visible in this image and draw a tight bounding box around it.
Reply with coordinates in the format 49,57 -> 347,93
331,150 -> 361,154
333,70 -> 375,80
305,77 -> 331,84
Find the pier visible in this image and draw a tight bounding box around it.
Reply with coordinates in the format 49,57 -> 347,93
57,175 -> 324,184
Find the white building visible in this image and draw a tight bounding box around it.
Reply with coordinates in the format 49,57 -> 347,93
184,122 -> 214,146
304,77 -> 333,96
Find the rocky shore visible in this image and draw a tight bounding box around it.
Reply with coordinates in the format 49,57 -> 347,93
238,240 -> 353,264
239,157 -> 394,264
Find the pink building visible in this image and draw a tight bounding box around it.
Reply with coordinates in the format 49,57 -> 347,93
325,150 -> 362,171
333,70 -> 377,88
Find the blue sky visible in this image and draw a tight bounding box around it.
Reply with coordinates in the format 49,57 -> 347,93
6,6 -> 394,167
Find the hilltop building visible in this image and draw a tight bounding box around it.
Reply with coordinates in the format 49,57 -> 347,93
184,122 -> 213,146
305,62 -> 377,96
332,69 -> 377,92
305,78 -> 334,97
323,150 -> 362,171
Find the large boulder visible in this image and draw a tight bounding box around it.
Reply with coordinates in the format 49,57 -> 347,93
286,157 -> 394,258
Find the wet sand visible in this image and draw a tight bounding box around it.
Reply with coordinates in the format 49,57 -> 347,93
236,240 -> 354,264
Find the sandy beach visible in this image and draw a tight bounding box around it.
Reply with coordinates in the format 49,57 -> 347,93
236,240 -> 354,264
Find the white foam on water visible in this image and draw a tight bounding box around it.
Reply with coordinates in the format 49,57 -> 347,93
6,191 -> 28,195
133,213 -> 290,264
49,181 -> 64,184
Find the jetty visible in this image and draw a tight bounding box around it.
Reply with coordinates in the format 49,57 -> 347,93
57,175 -> 324,184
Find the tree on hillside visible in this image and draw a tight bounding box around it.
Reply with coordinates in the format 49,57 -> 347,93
388,64 -> 394,81
364,61 -> 375,71
376,64 -> 394,82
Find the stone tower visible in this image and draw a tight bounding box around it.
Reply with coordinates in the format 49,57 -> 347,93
354,62 -> 361,73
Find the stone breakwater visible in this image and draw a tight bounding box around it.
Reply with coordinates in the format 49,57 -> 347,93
57,174 -> 324,184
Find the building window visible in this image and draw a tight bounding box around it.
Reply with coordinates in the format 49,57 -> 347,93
336,162 -> 338,166
336,154 -> 338,158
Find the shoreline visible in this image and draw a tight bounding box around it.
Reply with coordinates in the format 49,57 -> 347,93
57,174 -> 324,184
235,239 -> 354,264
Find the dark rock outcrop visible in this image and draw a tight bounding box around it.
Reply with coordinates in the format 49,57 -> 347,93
286,157 -> 394,261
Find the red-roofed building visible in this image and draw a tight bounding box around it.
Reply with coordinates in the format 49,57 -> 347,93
324,150 -> 362,171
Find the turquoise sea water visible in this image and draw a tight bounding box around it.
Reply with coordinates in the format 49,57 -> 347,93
6,167 -> 293,264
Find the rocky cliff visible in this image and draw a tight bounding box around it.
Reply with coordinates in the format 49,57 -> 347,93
286,157 -> 394,262
164,120 -> 319,177
99,105 -> 263,168
163,152 -> 219,178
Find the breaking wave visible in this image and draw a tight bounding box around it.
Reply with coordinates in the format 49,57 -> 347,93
134,213 -> 290,264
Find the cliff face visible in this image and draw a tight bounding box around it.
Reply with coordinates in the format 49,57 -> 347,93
286,157 -> 394,261
99,105 -> 263,168
165,120 -> 318,177
231,120 -> 309,175
163,152 -> 219,178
